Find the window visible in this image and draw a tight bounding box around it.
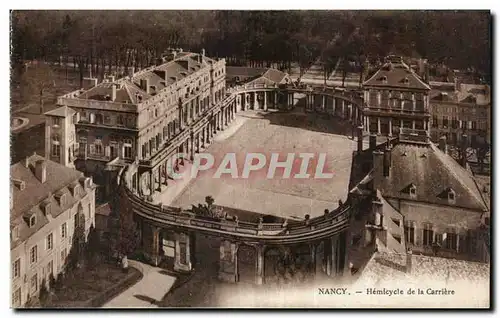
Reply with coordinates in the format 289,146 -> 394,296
29,215 -> 36,228
31,274 -> 38,293
442,117 -> 449,128
448,189 -> 456,202
409,185 -> 417,198
30,245 -> 37,264
432,115 -> 438,128
405,222 -> 415,244
61,222 -> 67,238
12,288 -> 21,307
124,141 -> 132,159
445,232 -> 458,250
46,233 -> 53,250
423,226 -> 434,246
12,258 -> 20,278
117,115 -> 124,126
52,117 -> 60,126
95,114 -> 103,125
51,144 -> 61,157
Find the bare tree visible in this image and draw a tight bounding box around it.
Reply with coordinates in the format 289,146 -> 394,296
19,63 -> 56,114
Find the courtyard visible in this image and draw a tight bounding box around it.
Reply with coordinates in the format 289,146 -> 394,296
171,109 -> 357,220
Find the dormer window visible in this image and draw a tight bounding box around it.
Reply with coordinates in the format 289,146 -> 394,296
29,215 -> 36,228
11,226 -> 19,241
409,184 -> 417,198
402,77 -> 410,84
40,200 -> 51,216
55,192 -> 66,207
447,188 -> 456,203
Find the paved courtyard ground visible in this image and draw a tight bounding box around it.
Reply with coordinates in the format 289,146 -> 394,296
103,261 -> 176,308
171,110 -> 357,219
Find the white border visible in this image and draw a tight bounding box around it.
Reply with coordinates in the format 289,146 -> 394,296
1,3 -> 497,317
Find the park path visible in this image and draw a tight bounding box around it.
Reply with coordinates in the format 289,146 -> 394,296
102,261 -> 176,308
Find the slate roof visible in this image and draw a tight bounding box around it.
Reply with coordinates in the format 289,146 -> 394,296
44,105 -> 76,118
350,135 -> 488,212
262,69 -> 289,84
363,58 -> 431,91
10,154 -> 84,221
96,203 -> 112,217
226,66 -> 268,78
357,251 -> 490,286
375,142 -> 487,212
75,52 -> 216,104
78,81 -> 148,104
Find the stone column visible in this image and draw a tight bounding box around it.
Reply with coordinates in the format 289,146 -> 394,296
274,91 -> 278,108
218,240 -> 238,283
263,91 -> 267,111
149,170 -> 155,195
412,120 -> 416,130
377,118 -> 381,135
243,93 -> 247,110
157,167 -> 161,190
255,245 -> 264,285
330,235 -> 338,276
163,162 -> 168,185
150,226 -> 161,267
341,100 -> 345,119
322,95 -> 326,111
324,238 -> 332,276
190,135 -> 195,160
388,119 -> 393,136
310,243 -> 317,275
174,232 -> 192,272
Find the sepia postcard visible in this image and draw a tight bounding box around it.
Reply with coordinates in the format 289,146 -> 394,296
9,10 -> 491,309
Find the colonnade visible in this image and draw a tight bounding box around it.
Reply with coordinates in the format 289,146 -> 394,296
140,220 -> 349,285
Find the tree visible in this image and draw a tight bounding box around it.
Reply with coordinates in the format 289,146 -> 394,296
19,63 -> 56,114
66,211 -> 86,270
111,193 -> 140,258
86,224 -> 101,266
38,279 -> 49,305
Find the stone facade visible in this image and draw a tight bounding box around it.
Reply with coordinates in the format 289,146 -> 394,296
362,55 -> 431,136
10,154 -> 96,307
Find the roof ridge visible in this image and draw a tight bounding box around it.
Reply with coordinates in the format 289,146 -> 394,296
430,144 -> 487,210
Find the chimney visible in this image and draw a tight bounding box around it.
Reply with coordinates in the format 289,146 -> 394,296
439,136 -> 448,154
460,134 -> 468,167
198,54 -> 201,63
201,48 -> 205,57
406,248 -> 413,273
111,84 -> 117,102
372,150 -> 384,190
129,67 -> 135,78
163,70 -> 168,81
357,126 -> 364,152
34,160 -> 47,183
140,78 -> 150,94
369,134 -> 377,150
383,146 -> 391,177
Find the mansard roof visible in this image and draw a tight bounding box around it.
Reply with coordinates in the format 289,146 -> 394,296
363,57 -> 430,91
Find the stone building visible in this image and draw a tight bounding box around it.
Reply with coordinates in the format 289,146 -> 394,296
10,154 -> 96,307
49,48 -> 227,199
429,81 -> 491,146
348,129 -> 490,265
362,55 -> 431,136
